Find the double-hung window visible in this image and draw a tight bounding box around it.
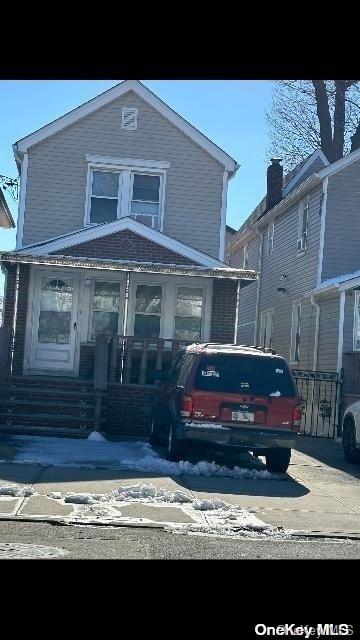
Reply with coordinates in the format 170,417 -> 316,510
134,285 -> 162,339
86,160 -> 166,229
131,174 -> 161,229
90,171 -> 121,224
174,287 -> 203,341
90,282 -> 121,340
290,301 -> 301,363
297,198 -> 309,252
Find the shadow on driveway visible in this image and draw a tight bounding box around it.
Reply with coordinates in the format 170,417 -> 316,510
295,435 -> 360,481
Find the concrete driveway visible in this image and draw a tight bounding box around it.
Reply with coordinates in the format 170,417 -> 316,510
0,435 -> 359,538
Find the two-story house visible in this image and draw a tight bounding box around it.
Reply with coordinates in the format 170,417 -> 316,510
0,80 -> 256,437
228,146 -> 360,436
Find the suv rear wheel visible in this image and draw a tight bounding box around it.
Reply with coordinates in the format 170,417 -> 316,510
167,420 -> 186,462
265,448 -> 291,473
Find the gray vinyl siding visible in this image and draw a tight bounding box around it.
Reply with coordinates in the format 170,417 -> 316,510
321,158 -> 360,281
343,291 -> 355,354
230,234 -> 260,344
256,185 -> 323,368
23,91 -> 224,258
317,295 -> 340,371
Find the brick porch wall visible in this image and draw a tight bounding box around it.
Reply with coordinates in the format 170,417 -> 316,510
106,384 -> 155,437
210,278 -> 238,343
2,262 -> 30,375
52,229 -> 198,266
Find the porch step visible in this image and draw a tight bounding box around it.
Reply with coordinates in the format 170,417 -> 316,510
0,412 -> 97,431
3,401 -> 95,418
0,424 -> 91,438
8,387 -> 95,401
10,376 -> 93,392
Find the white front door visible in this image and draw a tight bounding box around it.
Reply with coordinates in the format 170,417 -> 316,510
29,271 -> 80,373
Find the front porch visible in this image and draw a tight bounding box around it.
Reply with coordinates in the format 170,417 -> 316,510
0,254 -> 255,437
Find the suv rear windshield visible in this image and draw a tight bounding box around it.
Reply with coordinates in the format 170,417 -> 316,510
193,354 -> 296,397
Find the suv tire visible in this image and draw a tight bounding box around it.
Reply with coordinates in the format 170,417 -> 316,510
149,404 -> 162,446
343,417 -> 360,464
265,447 -> 291,473
167,420 -> 186,461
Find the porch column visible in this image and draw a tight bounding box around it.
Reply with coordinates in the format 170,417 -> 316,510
210,277 -> 238,343
2,263 -> 31,375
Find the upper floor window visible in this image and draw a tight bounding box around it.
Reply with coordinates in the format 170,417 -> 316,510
260,309 -> 273,349
131,174 -> 161,229
297,197 -> 309,253
267,221 -> 275,256
85,158 -> 168,229
290,300 -> 301,364
243,243 -> 249,269
90,171 -> 121,224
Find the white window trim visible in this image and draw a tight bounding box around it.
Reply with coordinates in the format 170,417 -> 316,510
353,291 -> 360,351
297,196 -> 309,254
84,158 -> 168,230
290,300 -> 301,364
260,308 -> 274,349
267,221 -> 275,256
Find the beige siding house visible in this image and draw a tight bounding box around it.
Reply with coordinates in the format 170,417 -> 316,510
229,147 -> 360,414
0,80 -> 256,437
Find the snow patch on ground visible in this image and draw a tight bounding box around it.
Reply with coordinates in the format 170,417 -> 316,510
87,431 -> 107,442
0,485 -> 34,497
9,435 -> 277,480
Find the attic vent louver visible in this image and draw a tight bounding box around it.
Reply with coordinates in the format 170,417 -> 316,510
121,107 -> 138,130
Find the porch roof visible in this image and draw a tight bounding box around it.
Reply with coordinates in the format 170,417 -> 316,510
0,251 -> 258,281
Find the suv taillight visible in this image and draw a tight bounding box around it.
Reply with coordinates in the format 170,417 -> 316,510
292,404 -> 302,430
180,395 -> 193,418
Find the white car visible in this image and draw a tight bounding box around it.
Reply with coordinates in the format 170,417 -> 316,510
342,401 -> 360,463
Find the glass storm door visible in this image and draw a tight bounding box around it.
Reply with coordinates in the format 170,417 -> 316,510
29,272 -> 80,372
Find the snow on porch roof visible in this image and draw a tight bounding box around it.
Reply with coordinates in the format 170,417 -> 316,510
0,251 -> 258,281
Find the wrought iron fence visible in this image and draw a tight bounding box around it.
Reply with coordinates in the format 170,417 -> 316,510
292,368 -> 344,438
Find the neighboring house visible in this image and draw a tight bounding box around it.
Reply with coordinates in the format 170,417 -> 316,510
228,146 -> 360,417
0,187 -> 15,229
0,80 -> 256,436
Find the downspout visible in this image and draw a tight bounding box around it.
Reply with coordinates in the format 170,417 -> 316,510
253,227 -> 263,345
120,271 -> 131,384
310,295 -> 320,371
233,279 -> 241,343
10,264 -> 20,375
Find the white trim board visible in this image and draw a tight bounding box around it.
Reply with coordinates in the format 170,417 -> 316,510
85,155 -> 171,170
13,80 -> 238,174
15,216 -> 226,268
282,149 -> 329,197
15,152 -> 28,249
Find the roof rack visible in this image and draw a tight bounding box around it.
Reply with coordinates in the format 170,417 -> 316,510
198,343 -> 278,355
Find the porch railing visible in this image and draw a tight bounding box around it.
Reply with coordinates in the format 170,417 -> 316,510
106,336 -> 193,386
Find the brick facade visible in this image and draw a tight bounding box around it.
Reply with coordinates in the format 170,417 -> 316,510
52,229 -> 199,266
106,383 -> 155,437
210,278 -> 238,343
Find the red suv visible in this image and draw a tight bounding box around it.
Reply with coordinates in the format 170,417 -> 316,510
150,343 -> 302,473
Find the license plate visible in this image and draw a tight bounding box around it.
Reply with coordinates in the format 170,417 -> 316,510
232,411 -> 254,422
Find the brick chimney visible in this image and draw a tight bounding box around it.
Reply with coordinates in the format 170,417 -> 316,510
266,158 -> 283,211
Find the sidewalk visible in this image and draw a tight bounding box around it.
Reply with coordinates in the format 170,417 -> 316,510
0,435 -> 359,538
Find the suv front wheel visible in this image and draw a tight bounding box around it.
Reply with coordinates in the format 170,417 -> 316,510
265,448 -> 291,473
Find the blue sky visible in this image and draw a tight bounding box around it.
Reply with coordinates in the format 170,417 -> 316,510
0,80 -> 273,293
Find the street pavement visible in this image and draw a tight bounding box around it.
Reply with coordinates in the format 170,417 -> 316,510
0,435 -> 359,551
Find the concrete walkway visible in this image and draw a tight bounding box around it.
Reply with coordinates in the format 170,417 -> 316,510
0,436 -> 359,537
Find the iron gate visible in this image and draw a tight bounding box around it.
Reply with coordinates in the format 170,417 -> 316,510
291,368 -> 344,438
